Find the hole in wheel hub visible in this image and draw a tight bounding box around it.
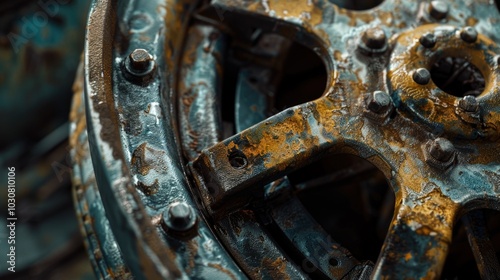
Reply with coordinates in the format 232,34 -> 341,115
389,25 -> 500,139
430,56 -> 485,97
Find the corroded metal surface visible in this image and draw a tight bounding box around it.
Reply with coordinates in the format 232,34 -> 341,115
73,0 -> 245,279
189,0 -> 500,279
73,0 -> 500,279
179,25 -> 226,161
71,62 -> 131,279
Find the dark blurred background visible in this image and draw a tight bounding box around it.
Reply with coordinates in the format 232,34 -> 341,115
0,1 -> 95,279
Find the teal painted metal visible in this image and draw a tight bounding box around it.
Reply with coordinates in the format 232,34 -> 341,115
73,0 -> 246,279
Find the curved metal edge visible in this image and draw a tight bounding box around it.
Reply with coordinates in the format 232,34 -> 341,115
80,0 -> 248,279
83,0 -> 180,278
71,61 -> 131,279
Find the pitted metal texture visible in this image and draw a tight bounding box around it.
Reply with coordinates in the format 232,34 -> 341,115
71,0 -> 500,279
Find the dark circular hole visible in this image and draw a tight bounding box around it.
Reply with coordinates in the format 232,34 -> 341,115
430,56 -> 485,97
207,187 -> 215,194
304,260 -> 315,270
228,151 -> 248,169
329,0 -> 384,10
328,257 -> 339,267
248,76 -> 258,84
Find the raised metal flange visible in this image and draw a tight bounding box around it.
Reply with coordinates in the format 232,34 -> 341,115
389,24 -> 500,140
72,0 -> 246,279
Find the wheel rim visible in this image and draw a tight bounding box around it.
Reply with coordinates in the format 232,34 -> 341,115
72,0 -> 500,279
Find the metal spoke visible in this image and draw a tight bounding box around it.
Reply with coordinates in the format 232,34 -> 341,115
270,197 -> 360,279
372,190 -> 458,279
178,25 -> 227,161
190,96 -> 347,210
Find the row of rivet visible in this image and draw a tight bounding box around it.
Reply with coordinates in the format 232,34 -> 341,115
123,49 -> 197,236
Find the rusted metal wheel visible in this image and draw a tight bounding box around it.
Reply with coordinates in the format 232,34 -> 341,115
71,0 -> 500,279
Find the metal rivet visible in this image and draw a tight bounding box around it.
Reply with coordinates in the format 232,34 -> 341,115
419,32 -> 436,48
361,27 -> 387,50
429,138 -> 455,163
368,91 -> 392,114
459,95 -> 479,112
162,202 -> 196,232
428,1 -> 449,20
123,48 -> 156,84
364,90 -> 394,124
413,68 -> 431,85
455,95 -> 481,124
129,49 -> 154,71
460,26 -> 478,43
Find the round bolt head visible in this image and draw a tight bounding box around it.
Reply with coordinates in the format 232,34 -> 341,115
413,68 -> 431,85
163,202 -> 196,232
419,32 -> 436,48
124,48 -> 156,84
368,91 -> 391,113
428,1 -> 449,20
129,48 -> 153,70
459,95 -> 479,112
460,26 -> 478,43
429,138 -> 455,162
361,27 -> 387,50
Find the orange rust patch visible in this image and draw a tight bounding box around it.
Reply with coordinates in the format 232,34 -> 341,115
207,263 -> 238,280
246,0 -> 323,28
415,225 -> 433,236
234,105 -> 328,171
136,179 -> 160,195
131,143 -> 152,175
262,257 -> 290,280
389,24 -> 500,141
69,62 -> 88,167
131,143 -> 169,176
399,188 -> 457,243
333,50 -> 343,61
404,252 -> 412,261
466,17 -> 478,26
186,239 -> 199,274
